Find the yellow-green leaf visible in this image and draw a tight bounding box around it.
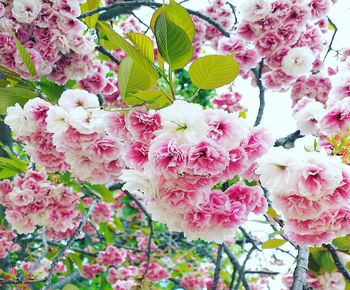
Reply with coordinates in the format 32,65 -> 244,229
267,207 -> 278,219
151,0 -> 195,41
261,239 -> 287,249
98,21 -> 158,82
13,36 -> 36,77
126,32 -> 154,63
130,90 -> 171,109
154,12 -> 193,70
63,284 -> 80,290
80,0 -> 100,28
0,87 -> 37,114
189,54 -> 239,90
118,57 -> 154,103
333,236 -> 350,250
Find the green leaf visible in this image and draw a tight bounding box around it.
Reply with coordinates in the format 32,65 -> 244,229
261,239 -> 287,249
80,0 -> 100,28
85,184 -> 116,203
333,236 -> 350,250
320,251 -> 336,272
0,168 -> 18,179
189,55 -> 240,90
99,222 -> 113,243
13,36 -> 36,77
268,230 -> 285,238
129,90 -> 171,109
98,21 -> 158,82
39,78 -> 65,103
151,0 -> 195,41
113,217 -> 125,233
63,284 -> 80,290
122,204 -> 139,219
154,12 -> 193,70
126,33 -> 154,63
118,56 -> 154,102
0,87 -> 37,114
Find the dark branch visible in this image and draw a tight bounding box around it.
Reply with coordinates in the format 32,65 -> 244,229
324,244 -> 350,281
226,2 -> 238,25
123,190 -> 154,280
29,226 -> 49,273
274,130 -> 304,149
252,60 -> 266,127
223,243 -> 251,290
323,17 -> 338,61
234,247 -> 254,290
212,244 -> 224,290
42,200 -> 97,290
95,46 -> 121,65
245,270 -> 279,275
291,246 -> 309,290
239,227 -> 261,252
80,1 -> 231,38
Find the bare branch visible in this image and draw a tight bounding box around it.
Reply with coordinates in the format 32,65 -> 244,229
79,1 -> 231,38
252,60 -> 266,127
234,247 -> 254,290
95,46 -> 121,65
291,246 -> 309,290
42,200 -> 97,290
123,190 -> 154,280
323,17 -> 338,61
226,2 -> 238,25
212,244 -> 224,290
29,226 -> 49,273
239,227 -> 261,252
274,130 -> 304,149
223,243 -> 251,290
324,244 -> 350,281
245,270 -> 279,275
50,271 -> 83,289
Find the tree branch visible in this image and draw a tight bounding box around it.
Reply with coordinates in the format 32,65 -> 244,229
252,60 -> 266,127
239,227 -> 261,252
274,130 -> 304,149
95,46 -> 121,65
29,226 -> 49,273
50,271 -> 83,289
80,1 -> 231,38
226,2 -> 238,25
234,247 -> 254,290
323,17 -> 338,61
324,244 -> 350,281
212,244 -> 224,290
291,246 -> 309,290
42,200 -> 97,290
123,190 -> 154,280
245,270 -> 279,275
223,243 -> 251,290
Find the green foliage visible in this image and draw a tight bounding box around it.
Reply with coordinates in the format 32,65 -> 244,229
154,11 -> 193,70
38,78 -> 65,103
13,36 -> 36,77
0,87 -> 37,114
333,236 -> 350,250
63,284 -> 80,290
0,142 -> 28,179
175,69 -> 215,107
310,247 -> 336,274
189,55 -> 240,90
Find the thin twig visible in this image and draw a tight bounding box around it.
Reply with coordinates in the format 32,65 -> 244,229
50,271 -> 83,289
324,244 -> 350,281
223,243 -> 251,290
291,246 -> 309,290
234,247 -> 254,290
323,17 -> 338,61
95,46 -> 121,65
124,190 -> 154,280
212,244 -> 224,290
29,226 -> 49,273
245,270 -> 279,275
274,130 -> 304,149
239,227 -> 261,252
252,60 -> 265,127
226,2 -> 238,25
42,200 -> 97,290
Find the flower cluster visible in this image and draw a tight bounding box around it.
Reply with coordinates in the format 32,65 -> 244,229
121,100 -> 271,242
236,0 -> 332,90
0,170 -> 82,239
257,148 -> 350,246
0,225 -> 19,259
0,0 -> 100,83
